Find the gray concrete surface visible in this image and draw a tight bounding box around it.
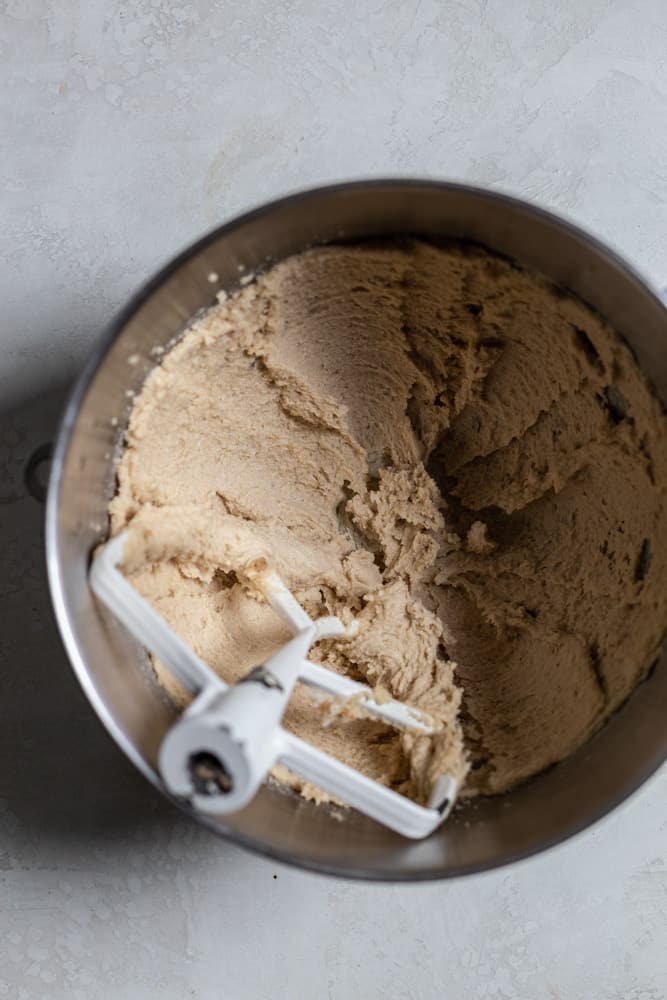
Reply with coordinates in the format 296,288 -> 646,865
2,2 -> 667,998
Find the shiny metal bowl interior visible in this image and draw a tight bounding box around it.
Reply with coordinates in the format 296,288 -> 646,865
46,181 -> 667,880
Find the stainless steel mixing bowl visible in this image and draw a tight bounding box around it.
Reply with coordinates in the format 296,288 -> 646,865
46,181 -> 667,880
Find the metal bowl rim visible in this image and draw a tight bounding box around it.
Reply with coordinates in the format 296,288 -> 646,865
45,177 -> 667,881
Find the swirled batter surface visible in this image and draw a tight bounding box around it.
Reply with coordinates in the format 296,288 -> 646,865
111,241 -> 667,802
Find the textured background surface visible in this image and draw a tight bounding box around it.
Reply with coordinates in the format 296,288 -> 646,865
2,1 -> 667,997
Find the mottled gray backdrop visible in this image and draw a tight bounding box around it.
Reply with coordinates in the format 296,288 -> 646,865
1,2 -> 666,997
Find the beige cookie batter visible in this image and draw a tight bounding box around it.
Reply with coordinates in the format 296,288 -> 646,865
111,241 -> 667,802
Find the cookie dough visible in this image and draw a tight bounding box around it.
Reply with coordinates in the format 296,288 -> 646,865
111,240 -> 667,801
